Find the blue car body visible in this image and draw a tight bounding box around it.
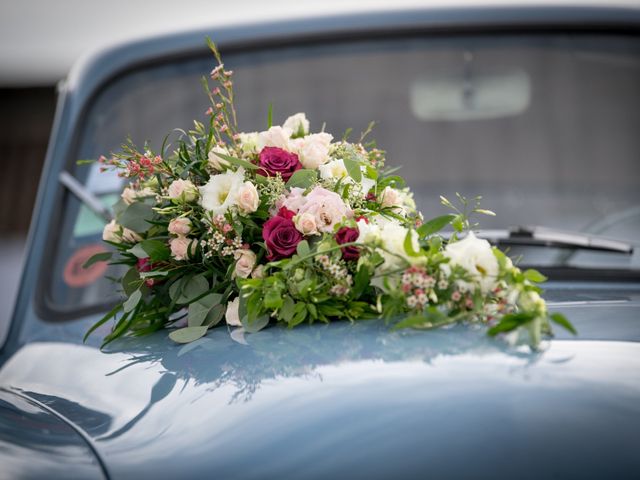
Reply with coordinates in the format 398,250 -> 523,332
2,4 -> 640,479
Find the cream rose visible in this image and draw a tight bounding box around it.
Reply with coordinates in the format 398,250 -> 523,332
283,113 -> 310,137
380,187 -> 401,208
237,181 -> 259,214
233,249 -> 257,278
102,220 -> 121,243
298,132 -> 332,169
168,217 -> 192,236
168,179 -> 198,203
169,236 -> 196,261
444,231 -> 499,294
121,186 -> 155,205
225,297 -> 242,327
257,126 -> 291,150
294,212 -> 319,236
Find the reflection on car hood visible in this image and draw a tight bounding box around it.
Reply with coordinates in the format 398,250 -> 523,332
2,296 -> 640,479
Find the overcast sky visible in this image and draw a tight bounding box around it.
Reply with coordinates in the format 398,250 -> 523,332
1,0 -> 638,86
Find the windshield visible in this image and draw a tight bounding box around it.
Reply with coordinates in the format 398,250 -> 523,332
48,33 -> 640,311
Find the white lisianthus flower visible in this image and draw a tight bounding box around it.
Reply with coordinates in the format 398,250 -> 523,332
208,145 -> 231,171
298,132 -> 332,169
237,181 -> 260,214
283,112 -> 310,137
378,221 -> 422,271
225,297 -> 242,327
199,168 -> 245,216
168,179 -> 198,203
233,249 -> 257,278
257,126 -> 292,150
237,132 -> 260,154
319,158 -> 349,180
169,236 -> 196,261
444,231 -> 499,294
294,212 -> 319,236
359,174 -> 376,197
168,217 -> 192,236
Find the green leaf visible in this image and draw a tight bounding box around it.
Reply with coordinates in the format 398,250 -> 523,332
451,215 -> 464,233
343,157 -> 362,182
170,274 -> 209,304
487,312 -> 537,336
214,151 -> 258,170
296,240 -> 310,257
286,169 -> 318,189
188,293 -> 222,327
352,266 -> 370,297
82,251 -> 112,269
393,307 -> 449,330
279,296 -> 295,322
403,230 -> 422,257
523,269 -> 548,283
169,326 -> 209,344
84,303 -> 122,342
241,312 -> 270,333
267,103 -> 273,128
118,202 -> 155,232
123,289 -> 142,313
122,267 -> 141,296
550,312 -> 577,335
417,214 -> 456,237
128,244 -> 148,259
141,239 -> 171,261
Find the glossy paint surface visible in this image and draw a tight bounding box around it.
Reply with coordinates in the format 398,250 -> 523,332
2,293 -> 640,479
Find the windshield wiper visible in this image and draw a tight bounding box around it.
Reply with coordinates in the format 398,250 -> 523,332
59,171 -> 113,222
476,225 -> 634,254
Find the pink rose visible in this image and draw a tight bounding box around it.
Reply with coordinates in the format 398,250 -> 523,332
168,217 -> 192,236
170,236 -> 196,261
296,187 -> 351,233
257,147 -> 302,182
262,208 -> 302,261
237,181 -> 260,214
233,249 -> 257,278
280,187 -> 307,213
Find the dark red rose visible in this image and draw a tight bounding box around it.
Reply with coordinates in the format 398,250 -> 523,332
263,213 -> 303,261
136,257 -> 159,287
335,226 -> 360,261
258,147 -> 302,181
277,207 -> 296,220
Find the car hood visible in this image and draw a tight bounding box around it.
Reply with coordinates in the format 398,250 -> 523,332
2,298 -> 640,479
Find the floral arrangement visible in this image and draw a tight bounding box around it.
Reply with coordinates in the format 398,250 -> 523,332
85,40 -> 574,348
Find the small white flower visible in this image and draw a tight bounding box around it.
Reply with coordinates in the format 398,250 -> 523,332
199,168 -> 245,216
283,112 -> 310,137
225,297 -> 242,327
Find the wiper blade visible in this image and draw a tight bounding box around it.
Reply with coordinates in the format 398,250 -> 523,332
477,225 -> 634,254
59,171 -> 113,222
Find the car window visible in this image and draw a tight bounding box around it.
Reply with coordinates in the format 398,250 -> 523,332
47,33 -> 640,312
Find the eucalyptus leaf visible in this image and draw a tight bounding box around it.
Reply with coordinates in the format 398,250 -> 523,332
122,267 -> 141,296
82,251 -> 112,268
188,293 -> 222,327
241,313 -> 270,333
123,289 -> 142,313
118,202 -> 155,232
169,326 -> 209,344
296,240 -> 310,257
343,157 -> 362,182
175,275 -> 209,304
286,169 -> 317,189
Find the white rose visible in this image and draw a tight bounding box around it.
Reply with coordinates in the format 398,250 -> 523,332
169,236 -> 196,261
168,179 -> 198,203
199,168 -> 245,216
168,217 -> 192,236
294,212 -> 319,236
208,146 -> 231,171
283,112 -> 310,137
225,297 -> 242,327
102,220 -> 121,243
257,126 -> 292,150
238,132 -> 260,154
319,158 -> 348,180
444,231 -> 499,294
233,249 -> 257,279
237,181 -> 259,214
298,133 -> 332,169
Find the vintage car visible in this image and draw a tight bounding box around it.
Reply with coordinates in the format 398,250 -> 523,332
1,2 -> 639,478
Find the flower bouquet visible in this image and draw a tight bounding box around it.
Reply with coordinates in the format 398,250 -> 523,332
85,40 -> 574,348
